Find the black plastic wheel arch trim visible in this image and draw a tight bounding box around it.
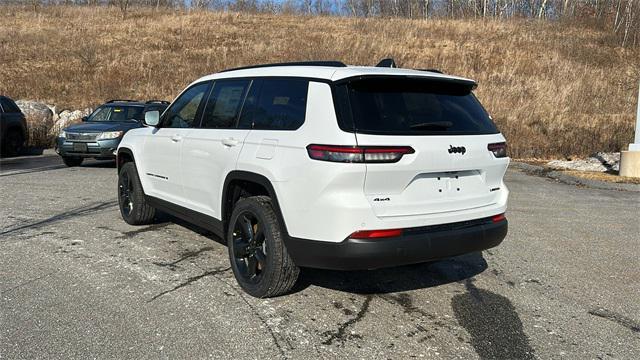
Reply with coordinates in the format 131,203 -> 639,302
222,171 -> 289,238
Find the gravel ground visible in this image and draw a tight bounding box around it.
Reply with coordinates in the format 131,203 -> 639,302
1,155 -> 639,359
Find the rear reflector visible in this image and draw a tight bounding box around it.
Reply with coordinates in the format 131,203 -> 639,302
349,228 -> 403,239
488,142 -> 507,158
307,144 -> 414,163
491,213 -> 506,223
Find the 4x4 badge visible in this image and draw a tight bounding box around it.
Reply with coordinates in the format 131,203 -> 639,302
448,145 -> 466,154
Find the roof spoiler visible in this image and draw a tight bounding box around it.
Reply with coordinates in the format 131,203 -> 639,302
145,100 -> 170,105
376,58 -> 397,68
375,58 -> 445,75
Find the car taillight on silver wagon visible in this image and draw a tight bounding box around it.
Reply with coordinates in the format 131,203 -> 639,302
306,145 -> 414,163
488,142 -> 507,158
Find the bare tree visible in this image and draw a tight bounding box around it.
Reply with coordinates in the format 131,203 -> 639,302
116,0 -> 130,18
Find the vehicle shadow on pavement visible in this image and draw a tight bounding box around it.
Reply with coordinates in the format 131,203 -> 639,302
0,147 -> 44,158
151,214 -> 488,295
296,252 -> 488,294
81,160 -> 116,168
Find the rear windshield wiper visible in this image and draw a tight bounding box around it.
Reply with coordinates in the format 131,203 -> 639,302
409,121 -> 453,130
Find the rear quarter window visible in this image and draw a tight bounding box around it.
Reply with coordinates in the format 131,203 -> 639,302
340,77 -> 498,135
239,78 -> 309,130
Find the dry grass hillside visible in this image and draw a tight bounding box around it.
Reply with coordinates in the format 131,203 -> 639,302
1,5 -> 638,158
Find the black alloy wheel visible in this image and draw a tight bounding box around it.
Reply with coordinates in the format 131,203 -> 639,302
231,211 -> 268,283
118,169 -> 134,217
227,196 -> 299,298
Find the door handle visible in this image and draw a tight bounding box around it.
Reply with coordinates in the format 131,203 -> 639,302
171,135 -> 182,143
222,138 -> 239,147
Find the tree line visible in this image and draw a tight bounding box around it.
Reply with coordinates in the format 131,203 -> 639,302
4,0 -> 638,47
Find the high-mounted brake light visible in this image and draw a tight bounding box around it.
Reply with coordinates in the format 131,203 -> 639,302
306,145 -> 414,163
349,228 -> 403,239
491,213 -> 506,223
488,142 -> 507,158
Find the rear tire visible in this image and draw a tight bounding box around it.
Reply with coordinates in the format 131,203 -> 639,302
227,196 -> 300,298
118,162 -> 156,225
62,156 -> 83,167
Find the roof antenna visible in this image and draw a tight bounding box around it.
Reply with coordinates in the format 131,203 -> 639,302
376,58 -> 397,68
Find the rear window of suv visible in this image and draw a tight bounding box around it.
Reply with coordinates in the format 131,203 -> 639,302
338,77 -> 498,135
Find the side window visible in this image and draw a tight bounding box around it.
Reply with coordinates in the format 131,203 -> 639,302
245,79 -> 309,130
162,82 -> 210,128
200,79 -> 251,129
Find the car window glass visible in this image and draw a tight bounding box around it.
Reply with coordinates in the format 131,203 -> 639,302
89,107 -> 111,122
237,81 -> 261,129
1,98 -> 20,113
250,79 -> 308,130
106,106 -> 143,122
200,79 -> 251,129
345,78 -> 498,135
163,82 -> 210,128
145,105 -> 167,114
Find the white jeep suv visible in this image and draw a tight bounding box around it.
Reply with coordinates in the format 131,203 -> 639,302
116,60 -> 509,298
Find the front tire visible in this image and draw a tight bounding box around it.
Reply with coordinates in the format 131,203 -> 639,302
228,196 -> 300,298
62,156 -> 83,167
118,162 -> 155,225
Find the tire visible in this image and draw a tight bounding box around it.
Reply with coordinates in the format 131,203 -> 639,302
2,129 -> 24,156
118,162 -> 156,225
227,196 -> 300,298
62,156 -> 83,167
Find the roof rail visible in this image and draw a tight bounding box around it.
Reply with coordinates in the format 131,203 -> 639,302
145,100 -> 170,105
416,69 -> 444,74
219,61 -> 347,73
376,58 -> 397,68
106,99 -> 138,103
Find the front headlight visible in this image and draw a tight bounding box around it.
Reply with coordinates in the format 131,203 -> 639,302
96,131 -> 124,140
59,130 -> 66,138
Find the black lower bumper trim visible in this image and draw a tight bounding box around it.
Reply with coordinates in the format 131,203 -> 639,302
285,218 -> 507,270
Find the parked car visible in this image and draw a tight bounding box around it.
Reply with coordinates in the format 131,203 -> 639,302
56,100 -> 169,166
0,95 -> 28,156
116,60 -> 510,298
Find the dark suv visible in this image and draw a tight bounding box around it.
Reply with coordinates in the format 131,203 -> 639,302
56,100 -> 168,166
0,96 -> 28,156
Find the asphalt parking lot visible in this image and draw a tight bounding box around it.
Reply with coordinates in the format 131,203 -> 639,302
1,153 -> 639,359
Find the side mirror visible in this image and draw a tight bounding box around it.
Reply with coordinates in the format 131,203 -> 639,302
144,110 -> 160,127
81,116 -> 88,122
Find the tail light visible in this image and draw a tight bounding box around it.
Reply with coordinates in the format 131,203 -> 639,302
349,228 -> 403,239
491,213 -> 506,223
488,142 -> 507,158
306,145 -> 414,163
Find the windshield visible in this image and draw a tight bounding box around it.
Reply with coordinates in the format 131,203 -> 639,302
88,106 -> 144,122
342,77 -> 498,135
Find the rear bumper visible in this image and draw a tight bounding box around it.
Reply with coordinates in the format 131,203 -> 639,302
285,217 -> 507,270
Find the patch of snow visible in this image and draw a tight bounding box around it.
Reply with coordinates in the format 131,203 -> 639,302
547,152 -> 620,172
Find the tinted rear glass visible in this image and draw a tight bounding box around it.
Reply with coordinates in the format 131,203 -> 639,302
201,79 -> 251,129
343,78 -> 498,135
239,79 -> 308,130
